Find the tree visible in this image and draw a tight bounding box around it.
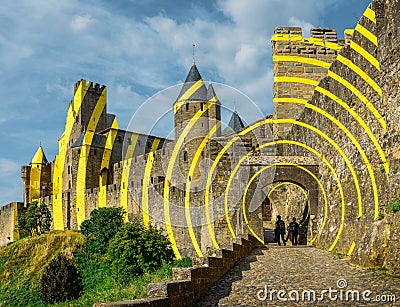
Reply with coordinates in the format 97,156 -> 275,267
40,253 -> 83,304
18,201 -> 52,237
80,207 -> 126,255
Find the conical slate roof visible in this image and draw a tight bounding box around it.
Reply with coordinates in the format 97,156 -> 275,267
176,64 -> 207,102
206,83 -> 221,104
223,109 -> 246,134
30,146 -> 48,165
71,131 -> 106,149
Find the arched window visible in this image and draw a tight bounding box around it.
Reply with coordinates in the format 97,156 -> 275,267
186,102 -> 190,111
183,151 -> 188,162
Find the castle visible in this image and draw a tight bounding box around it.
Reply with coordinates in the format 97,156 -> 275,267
1,0 -> 399,274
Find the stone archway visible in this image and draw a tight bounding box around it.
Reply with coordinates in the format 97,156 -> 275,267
263,180 -> 310,245
241,156 -> 320,245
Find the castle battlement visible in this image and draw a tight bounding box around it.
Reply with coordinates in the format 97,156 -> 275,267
73,79 -> 106,95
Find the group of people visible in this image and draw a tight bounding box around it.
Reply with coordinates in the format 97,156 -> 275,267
274,215 -> 299,246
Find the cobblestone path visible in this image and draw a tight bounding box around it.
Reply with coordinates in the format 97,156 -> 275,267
197,245 -> 400,306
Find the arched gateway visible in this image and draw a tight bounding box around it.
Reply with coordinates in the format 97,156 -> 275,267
241,154 -> 320,245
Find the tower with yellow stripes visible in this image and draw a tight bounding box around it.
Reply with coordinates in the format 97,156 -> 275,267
272,27 -> 345,139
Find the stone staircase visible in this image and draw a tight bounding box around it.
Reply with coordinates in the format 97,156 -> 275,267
93,234 -> 260,307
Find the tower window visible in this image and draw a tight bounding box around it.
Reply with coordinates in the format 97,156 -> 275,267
201,103 -> 204,111
94,149 -> 97,156
186,103 -> 189,111
183,151 -> 188,162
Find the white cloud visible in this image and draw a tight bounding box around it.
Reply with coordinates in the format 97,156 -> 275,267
70,15 -> 94,32
0,158 -> 20,179
288,17 -> 315,37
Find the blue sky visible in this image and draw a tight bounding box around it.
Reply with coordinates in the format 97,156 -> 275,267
0,0 -> 371,205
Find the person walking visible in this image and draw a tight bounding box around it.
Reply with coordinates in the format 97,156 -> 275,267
275,215 -> 286,246
287,217 -> 300,245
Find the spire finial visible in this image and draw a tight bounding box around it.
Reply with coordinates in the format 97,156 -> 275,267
233,100 -> 237,112
192,43 -> 196,65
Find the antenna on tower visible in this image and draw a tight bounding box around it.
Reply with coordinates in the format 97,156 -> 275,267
192,43 -> 196,65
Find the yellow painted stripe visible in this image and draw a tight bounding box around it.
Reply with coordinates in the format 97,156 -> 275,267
274,76 -> 319,87
29,147 -> 44,201
355,24 -> 378,46
185,122 -> 221,257
174,79 -> 205,113
142,138 -> 161,228
13,202 -> 19,240
336,54 -> 382,96
164,97 -> 216,258
204,135 -> 240,249
120,133 -> 139,222
350,40 -> 380,71
271,34 -> 303,42
347,241 -> 356,256
267,181 -> 309,226
76,88 -> 107,228
275,97 -> 381,218
328,71 -> 386,130
308,37 -> 343,51
52,80 -> 91,230
273,55 -> 331,69
276,74 -> 386,131
98,118 -> 119,208
363,7 -> 376,24
345,29 -> 354,36
271,34 -> 342,51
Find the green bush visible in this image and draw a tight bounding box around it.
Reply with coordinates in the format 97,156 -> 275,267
388,200 -> 400,213
40,254 -> 83,304
80,207 -> 126,255
107,219 -> 174,285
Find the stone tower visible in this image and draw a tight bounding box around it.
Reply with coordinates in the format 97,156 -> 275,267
272,27 -> 344,138
21,146 -> 51,205
173,63 -> 221,182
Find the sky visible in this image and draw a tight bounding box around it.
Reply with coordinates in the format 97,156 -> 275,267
0,0 -> 371,206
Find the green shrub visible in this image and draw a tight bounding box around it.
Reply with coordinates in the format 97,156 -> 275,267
40,254 -> 83,304
107,219 -> 174,285
80,207 -> 126,255
388,200 -> 400,213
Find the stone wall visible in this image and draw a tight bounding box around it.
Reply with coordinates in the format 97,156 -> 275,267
0,202 -> 24,246
277,0 -> 400,273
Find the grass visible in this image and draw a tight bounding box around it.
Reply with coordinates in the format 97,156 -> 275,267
0,230 -> 85,307
368,266 -> 400,279
0,231 -> 192,307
